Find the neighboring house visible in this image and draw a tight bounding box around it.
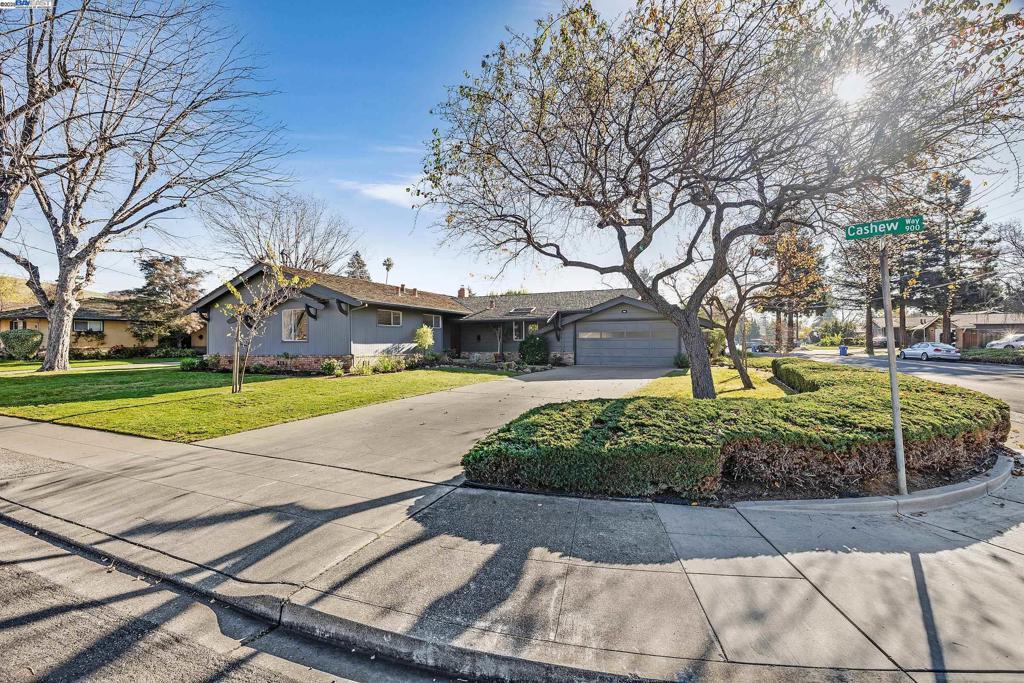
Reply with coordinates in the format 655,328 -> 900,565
193,264 -> 694,367
0,297 -> 159,352
869,311 -> 1024,347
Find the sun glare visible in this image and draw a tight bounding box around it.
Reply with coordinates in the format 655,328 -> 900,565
834,72 -> 870,104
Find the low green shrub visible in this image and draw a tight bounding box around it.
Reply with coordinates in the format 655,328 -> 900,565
0,329 -> 43,360
179,357 -> 203,372
320,358 -> 342,375
372,354 -> 406,373
518,334 -> 549,365
150,347 -> 199,358
463,358 -> 1009,497
673,352 -> 690,369
961,348 -> 1024,366
350,361 -> 373,376
69,348 -> 106,360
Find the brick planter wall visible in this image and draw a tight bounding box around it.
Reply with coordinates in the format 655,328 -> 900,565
205,354 -> 353,373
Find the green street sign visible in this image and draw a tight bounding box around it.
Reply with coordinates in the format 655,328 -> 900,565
844,215 -> 925,241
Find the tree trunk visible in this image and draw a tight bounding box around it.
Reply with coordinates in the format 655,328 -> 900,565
231,335 -> 241,393
942,310 -> 952,345
678,309 -> 716,399
726,319 -> 754,389
786,311 -> 795,352
38,289 -> 78,372
865,303 -> 875,356
774,310 -> 783,352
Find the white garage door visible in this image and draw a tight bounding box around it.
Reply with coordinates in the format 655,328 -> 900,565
576,320 -> 679,366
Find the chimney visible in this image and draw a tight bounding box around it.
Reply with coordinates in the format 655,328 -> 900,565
457,286 -> 466,299
411,287 -> 418,297
488,297 -> 495,309
399,284 -> 406,295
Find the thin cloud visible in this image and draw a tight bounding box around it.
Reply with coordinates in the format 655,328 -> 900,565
372,144 -> 423,154
333,178 -> 417,208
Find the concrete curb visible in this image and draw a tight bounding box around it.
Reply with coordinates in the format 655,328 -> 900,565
0,497 -> 910,683
0,500 -> 677,682
733,454 -> 1015,514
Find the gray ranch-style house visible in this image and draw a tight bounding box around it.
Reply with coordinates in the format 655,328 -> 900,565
192,264 -> 689,369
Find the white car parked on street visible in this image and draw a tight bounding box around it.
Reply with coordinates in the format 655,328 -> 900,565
985,334 -> 1024,350
898,342 -> 961,361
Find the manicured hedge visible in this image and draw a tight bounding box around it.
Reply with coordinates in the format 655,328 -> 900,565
462,358 -> 1009,497
961,348 -> 1024,366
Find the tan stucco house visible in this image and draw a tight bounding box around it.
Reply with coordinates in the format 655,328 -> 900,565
0,297 -> 158,353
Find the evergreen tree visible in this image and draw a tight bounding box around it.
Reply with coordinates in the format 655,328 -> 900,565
907,173 -> 1002,342
758,229 -> 828,352
344,251 -> 372,280
122,256 -> 206,345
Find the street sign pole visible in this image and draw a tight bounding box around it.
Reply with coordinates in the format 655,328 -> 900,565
878,239 -> 908,495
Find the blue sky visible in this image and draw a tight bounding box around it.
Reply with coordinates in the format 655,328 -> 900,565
3,0 -> 1022,298
184,0 -> 635,296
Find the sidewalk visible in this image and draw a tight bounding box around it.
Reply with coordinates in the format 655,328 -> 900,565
2,416 -> 1024,681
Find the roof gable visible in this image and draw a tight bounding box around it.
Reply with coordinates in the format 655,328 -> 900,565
192,264 -> 471,316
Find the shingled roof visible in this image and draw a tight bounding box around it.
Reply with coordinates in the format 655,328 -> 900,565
458,288 -> 638,322
0,297 -> 150,321
281,267 -> 473,315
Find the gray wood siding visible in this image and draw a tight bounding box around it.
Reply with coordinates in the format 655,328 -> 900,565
542,322 -> 575,353
458,321 -> 534,354
580,301 -> 662,322
205,289 -> 351,357
350,305 -> 446,357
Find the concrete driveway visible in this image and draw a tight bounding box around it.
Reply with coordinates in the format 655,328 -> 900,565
198,365 -> 669,484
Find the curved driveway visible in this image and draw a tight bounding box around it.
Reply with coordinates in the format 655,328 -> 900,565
197,365 -> 668,483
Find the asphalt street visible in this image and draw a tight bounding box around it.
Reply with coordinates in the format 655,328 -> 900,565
0,521 -> 454,683
796,350 -> 1024,448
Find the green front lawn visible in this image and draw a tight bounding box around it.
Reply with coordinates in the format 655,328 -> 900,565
0,367 -> 510,441
0,357 -> 180,373
632,367 -> 786,400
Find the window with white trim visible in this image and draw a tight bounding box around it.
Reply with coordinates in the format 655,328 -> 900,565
73,320 -> 103,332
281,309 -> 308,342
9,320 -> 24,330
376,309 -> 402,327
423,314 -> 442,329
512,320 -> 527,341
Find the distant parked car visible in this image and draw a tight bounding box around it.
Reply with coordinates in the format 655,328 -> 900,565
898,342 -> 961,361
985,334 -> 1024,350
752,343 -> 775,352
871,335 -> 888,348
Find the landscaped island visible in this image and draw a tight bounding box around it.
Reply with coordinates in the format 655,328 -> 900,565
463,358 -> 1010,499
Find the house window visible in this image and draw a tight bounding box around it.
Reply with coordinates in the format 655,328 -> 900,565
9,320 -> 24,330
376,309 -> 402,327
73,320 -> 103,332
423,314 -> 442,329
512,320 -> 528,341
281,309 -> 308,342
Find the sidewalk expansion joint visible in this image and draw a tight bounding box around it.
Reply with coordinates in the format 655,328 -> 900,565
733,506 -> 911,677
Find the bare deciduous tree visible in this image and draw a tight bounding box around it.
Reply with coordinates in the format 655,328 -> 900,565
218,257 -> 310,393
0,3 -> 91,241
206,191 -> 357,273
419,0 -> 1024,397
998,221 -> 1024,310
0,0 -> 283,371
694,238 -> 776,389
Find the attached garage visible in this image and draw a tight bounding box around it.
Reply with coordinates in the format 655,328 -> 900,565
576,319 -> 679,366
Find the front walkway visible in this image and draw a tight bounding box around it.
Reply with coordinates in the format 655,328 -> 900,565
1,368 -> 1023,680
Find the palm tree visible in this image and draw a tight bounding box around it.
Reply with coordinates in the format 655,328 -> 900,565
382,257 -> 395,284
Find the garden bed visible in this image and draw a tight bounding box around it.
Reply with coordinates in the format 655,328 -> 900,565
462,358 -> 1010,500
